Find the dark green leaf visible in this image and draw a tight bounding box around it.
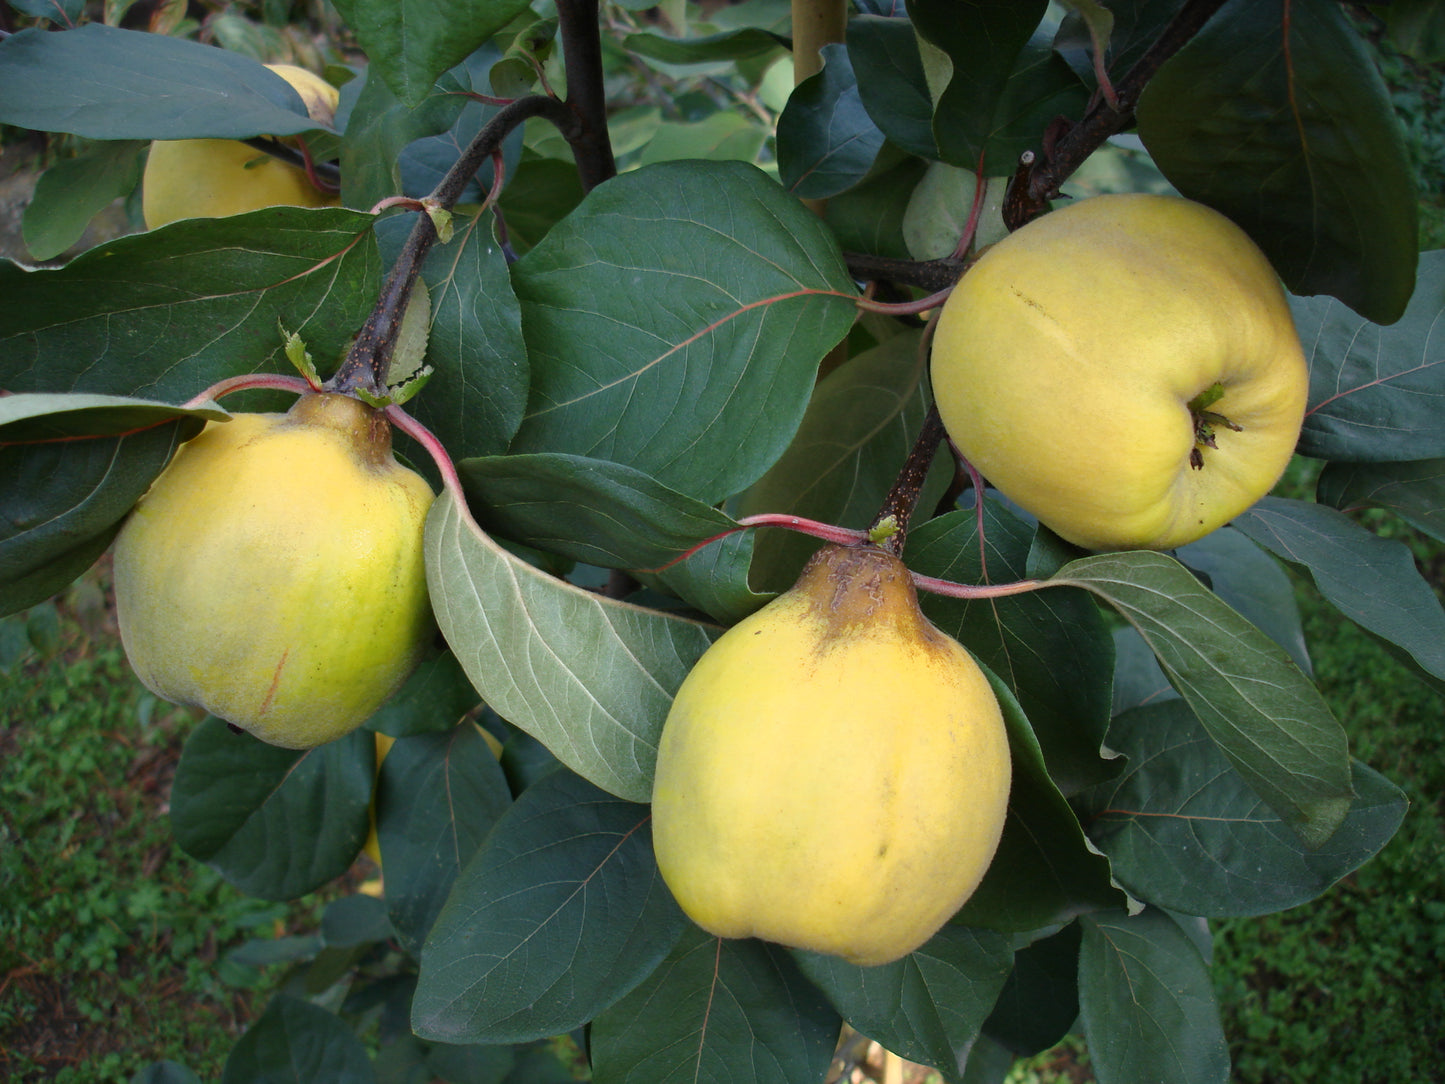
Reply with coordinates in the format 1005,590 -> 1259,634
495,154 -> 585,254
1110,627 -> 1175,717
8,0 -> 84,22
330,0 -> 531,108
338,67 -> 468,212
458,453 -> 764,623
909,0 -> 1059,170
130,1061 -> 202,1084
365,650 -> 482,739
1055,549 -> 1353,848
1083,700 -> 1407,916
908,503 -> 1116,794
1078,909 -> 1229,1084
412,769 -> 685,1044
796,925 -> 1014,1079
1137,0 -> 1418,324
379,209 -> 529,460
0,208 -> 379,401
508,160 -> 857,504
1317,458 -> 1445,543
426,1040 -> 517,1084
590,926 -> 841,1084
22,140 -> 147,262
822,150 -> 929,258
322,894 -> 393,947
848,15 -> 937,160
0,527 -> 116,617
736,331 -> 940,594
424,489 -> 719,802
1176,526 -> 1310,674
378,724 -> 513,955
1234,496 -> 1445,691
222,994 -> 376,1083
0,25 -> 335,139
1055,0 -> 1185,91
982,923 -> 1081,1057
1291,250 -> 1445,462
778,43 -> 885,199
171,719 -> 373,900
956,669 -> 1127,930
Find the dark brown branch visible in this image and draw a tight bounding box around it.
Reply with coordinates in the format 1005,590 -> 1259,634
1004,0 -> 1230,228
555,0 -> 617,191
871,406 -> 946,557
327,95 -> 574,395
241,136 -> 341,187
844,251 -> 972,293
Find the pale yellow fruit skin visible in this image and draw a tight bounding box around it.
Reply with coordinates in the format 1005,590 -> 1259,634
113,393 -> 434,750
931,193 -> 1309,551
651,545 -> 1011,967
142,64 -> 340,229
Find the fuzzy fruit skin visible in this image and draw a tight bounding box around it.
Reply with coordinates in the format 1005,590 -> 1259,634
931,193 -> 1308,551
142,64 -> 339,229
113,393 -> 434,750
651,544 -> 1011,967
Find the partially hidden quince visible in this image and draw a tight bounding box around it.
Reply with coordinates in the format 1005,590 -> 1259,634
930,193 -> 1309,552
651,544 -> 1011,967
142,63 -> 340,229
113,393 -> 434,750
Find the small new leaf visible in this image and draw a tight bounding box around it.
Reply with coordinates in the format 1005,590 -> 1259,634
281,325 -> 321,387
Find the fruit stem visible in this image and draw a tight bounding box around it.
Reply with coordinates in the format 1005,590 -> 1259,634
1003,0 -> 1229,228
182,372 -> 317,408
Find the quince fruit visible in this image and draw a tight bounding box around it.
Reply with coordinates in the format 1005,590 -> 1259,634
651,544 -> 1011,967
113,393 -> 434,749
142,63 -> 340,229
931,193 -> 1308,551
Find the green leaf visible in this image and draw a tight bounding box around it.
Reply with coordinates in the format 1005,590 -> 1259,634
622,27 -> 788,65
21,140 -> 147,262
378,209 -> 529,460
848,15 -> 938,160
8,0 -> 84,23
170,719 -> 373,901
1317,458 -> 1445,543
1175,526 -> 1310,674
412,769 -> 685,1044
330,0 -> 531,108
377,724 -> 514,956
0,25 -> 335,139
495,154 -> 586,254
508,160 -> 858,504
1078,909 -> 1229,1084
424,489 -> 718,803
0,392 -> 228,442
1057,550 -> 1354,848
0,208 -> 379,401
777,43 -> 885,199
823,151 -> 929,259
637,112 -> 769,167
908,502 -> 1117,795
589,925 -> 841,1084
1234,496 -> 1445,692
795,925 -> 1014,1079
0,528 -> 116,617
1083,700 -> 1407,917
736,331 -> 939,594
221,994 -> 376,1083
321,894 -> 393,947
982,923 -> 1081,1057
1137,0 -> 1418,324
458,453 -> 765,623
957,668 -> 1126,931
1291,250 -> 1445,462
